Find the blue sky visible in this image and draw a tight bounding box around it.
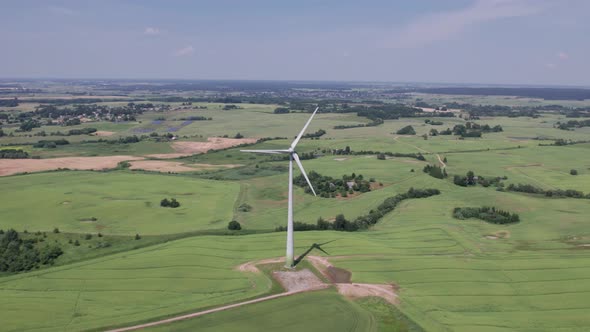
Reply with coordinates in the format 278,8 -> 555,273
1,0 -> 588,85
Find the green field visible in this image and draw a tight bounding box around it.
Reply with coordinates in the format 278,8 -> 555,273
2,94 -> 590,331
0,171 -> 240,235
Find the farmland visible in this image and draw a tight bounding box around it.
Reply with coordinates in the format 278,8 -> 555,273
1,80 -> 590,331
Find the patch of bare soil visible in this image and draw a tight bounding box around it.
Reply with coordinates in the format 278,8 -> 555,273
504,163 -> 544,170
0,156 -> 143,176
273,269 -> 328,292
326,267 -> 352,283
336,283 -> 399,305
334,158 -> 348,161
146,137 -> 259,159
93,131 -> 115,136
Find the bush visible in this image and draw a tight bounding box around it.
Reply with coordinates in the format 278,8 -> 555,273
570,169 -> 578,175
238,203 -> 252,212
228,220 -> 242,230
53,227 -> 60,234
135,234 -> 141,240
160,198 -> 170,207
396,125 -> 416,135
169,198 -> 180,208
84,234 -> 92,240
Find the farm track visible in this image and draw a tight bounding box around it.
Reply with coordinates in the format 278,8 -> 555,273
106,287 -> 327,332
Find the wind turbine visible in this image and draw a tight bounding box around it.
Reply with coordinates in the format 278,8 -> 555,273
241,107 -> 319,268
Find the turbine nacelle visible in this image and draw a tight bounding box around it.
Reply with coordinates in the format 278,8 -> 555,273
240,106 -> 319,197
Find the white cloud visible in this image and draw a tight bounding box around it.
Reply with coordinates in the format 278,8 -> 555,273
174,46 -> 195,57
558,51 -> 569,60
48,6 -> 78,16
384,0 -> 548,49
144,27 -> 161,36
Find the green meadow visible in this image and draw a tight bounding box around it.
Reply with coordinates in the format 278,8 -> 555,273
0,171 -> 239,235
1,100 -> 590,331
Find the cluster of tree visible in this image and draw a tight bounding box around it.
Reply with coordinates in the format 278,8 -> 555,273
33,139 -> 70,148
453,171 -> 506,188
302,129 -> 326,139
441,102 -> 539,118
178,116 -> 212,121
273,107 -> 290,114
19,119 -> 41,132
453,207 -> 520,224
115,136 -> 141,144
0,229 -> 63,272
0,149 -> 29,159
0,128 -> 4,137
64,118 -> 81,126
48,128 -> 97,136
425,119 -> 443,125
446,122 -> 503,138
423,164 -> 447,179
12,102 -> 162,127
271,151 -> 316,161
160,198 -> 180,208
539,139 -> 590,146
396,125 -> 416,135
0,98 -> 19,107
507,183 -> 590,199
555,119 -> 590,130
222,104 -> 239,110
293,171 -> 374,198
276,188 -> 441,232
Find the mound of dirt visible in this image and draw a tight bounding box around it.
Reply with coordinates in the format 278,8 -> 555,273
326,267 -> 352,283
0,156 -> 143,177
273,269 -> 328,292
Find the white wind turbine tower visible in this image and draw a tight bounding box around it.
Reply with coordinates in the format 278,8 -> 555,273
241,107 -> 319,268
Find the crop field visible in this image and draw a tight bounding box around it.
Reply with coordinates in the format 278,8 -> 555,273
0,171 -> 240,235
2,88 -> 590,332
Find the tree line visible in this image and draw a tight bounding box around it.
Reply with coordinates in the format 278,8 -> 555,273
507,183 -> 590,199
0,149 -> 29,159
453,207 -> 520,224
276,188 -> 441,232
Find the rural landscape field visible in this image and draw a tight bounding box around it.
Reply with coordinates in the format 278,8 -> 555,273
2,1 -> 590,331
1,79 -> 590,332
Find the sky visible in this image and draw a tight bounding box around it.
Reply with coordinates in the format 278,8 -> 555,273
1,0 -> 589,86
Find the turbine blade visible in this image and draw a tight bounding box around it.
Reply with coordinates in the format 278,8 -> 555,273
290,107 -> 319,149
293,153 -> 316,196
317,246 -> 329,255
240,149 -> 285,154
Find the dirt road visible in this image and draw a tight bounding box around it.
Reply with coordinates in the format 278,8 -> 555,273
105,287 -> 325,332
